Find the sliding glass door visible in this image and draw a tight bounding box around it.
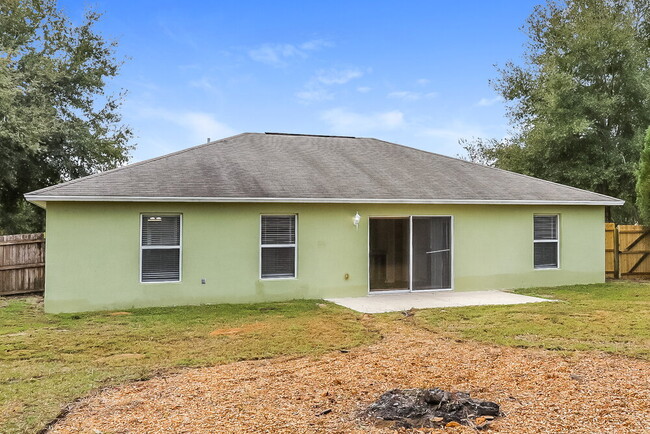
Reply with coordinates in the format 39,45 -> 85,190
369,218 -> 409,291
369,216 -> 452,292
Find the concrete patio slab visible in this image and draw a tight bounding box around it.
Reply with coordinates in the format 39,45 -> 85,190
325,290 -> 554,314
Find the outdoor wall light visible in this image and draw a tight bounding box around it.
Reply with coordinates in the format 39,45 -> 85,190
353,211 -> 361,230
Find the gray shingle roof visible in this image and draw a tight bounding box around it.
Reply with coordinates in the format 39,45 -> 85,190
25,132 -> 623,205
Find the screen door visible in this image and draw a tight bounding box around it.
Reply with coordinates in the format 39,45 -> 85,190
411,217 -> 451,290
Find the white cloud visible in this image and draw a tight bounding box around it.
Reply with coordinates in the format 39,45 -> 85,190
179,112 -> 236,143
249,44 -> 300,65
417,78 -> 430,85
315,68 -> 363,85
418,121 -> 493,156
299,39 -> 331,51
476,95 -> 504,107
295,88 -> 333,102
248,39 -> 330,67
321,108 -> 405,134
137,107 -> 236,144
357,86 -> 372,93
188,77 -> 217,92
296,67 -> 366,103
388,91 -> 438,101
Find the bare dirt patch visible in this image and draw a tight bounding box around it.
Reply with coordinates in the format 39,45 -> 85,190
50,324 -> 650,433
209,322 -> 267,336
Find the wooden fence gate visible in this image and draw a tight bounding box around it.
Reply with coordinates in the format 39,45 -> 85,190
0,233 -> 45,295
606,223 -> 650,279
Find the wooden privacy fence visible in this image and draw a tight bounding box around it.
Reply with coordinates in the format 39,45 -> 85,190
0,233 -> 45,295
606,223 -> 650,279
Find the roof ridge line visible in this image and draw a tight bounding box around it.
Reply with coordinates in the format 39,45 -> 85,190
264,132 -> 357,139
27,133 -> 250,196
368,138 -> 621,202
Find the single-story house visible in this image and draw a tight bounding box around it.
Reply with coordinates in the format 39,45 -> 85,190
26,132 -> 622,313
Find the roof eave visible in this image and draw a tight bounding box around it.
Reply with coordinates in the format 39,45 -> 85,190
26,199 -> 47,209
24,194 -> 624,206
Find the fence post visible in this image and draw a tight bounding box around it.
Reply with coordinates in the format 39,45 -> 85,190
613,224 -> 620,279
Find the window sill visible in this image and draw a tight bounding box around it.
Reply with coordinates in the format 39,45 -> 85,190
259,277 -> 298,281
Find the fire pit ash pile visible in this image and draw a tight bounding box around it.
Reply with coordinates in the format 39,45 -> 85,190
360,388 -> 502,429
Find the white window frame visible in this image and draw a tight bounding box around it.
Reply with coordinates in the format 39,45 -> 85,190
140,213 -> 182,283
259,214 -> 297,280
533,214 -> 560,270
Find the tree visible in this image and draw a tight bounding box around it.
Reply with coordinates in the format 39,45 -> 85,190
0,0 -> 132,234
463,0 -> 650,222
637,127 -> 650,224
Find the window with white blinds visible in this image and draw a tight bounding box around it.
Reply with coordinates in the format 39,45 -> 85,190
141,215 -> 181,282
534,215 -> 559,269
260,215 -> 296,278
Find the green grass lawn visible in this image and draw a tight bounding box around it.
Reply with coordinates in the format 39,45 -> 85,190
1,282 -> 648,433
409,281 -> 650,359
0,298 -> 378,433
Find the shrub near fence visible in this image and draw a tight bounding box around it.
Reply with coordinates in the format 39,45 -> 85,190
0,233 -> 45,295
605,223 -> 650,279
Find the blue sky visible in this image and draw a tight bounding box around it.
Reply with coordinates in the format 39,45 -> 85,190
60,0 -> 540,162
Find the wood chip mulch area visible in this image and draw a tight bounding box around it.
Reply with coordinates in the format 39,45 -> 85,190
50,322 -> 650,433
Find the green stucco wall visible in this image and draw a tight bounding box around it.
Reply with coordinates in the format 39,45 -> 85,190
43,202 -> 605,313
